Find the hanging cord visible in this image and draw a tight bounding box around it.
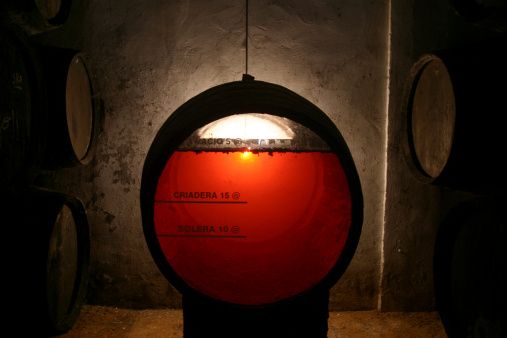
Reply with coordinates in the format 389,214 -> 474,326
243,0 -> 255,81
246,0 -> 248,75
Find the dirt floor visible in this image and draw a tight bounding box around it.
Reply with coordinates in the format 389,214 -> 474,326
56,305 -> 447,337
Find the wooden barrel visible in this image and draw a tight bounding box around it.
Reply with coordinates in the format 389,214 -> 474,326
2,186 -> 90,336
401,38 -> 507,193
141,80 -> 363,336
0,23 -> 47,188
0,0 -> 73,35
433,196 -> 507,337
451,0 -> 507,31
38,46 -> 101,170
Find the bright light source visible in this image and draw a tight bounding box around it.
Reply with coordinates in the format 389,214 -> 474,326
197,114 -> 295,140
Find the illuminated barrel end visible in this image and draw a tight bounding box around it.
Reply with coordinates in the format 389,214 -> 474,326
141,80 -> 363,336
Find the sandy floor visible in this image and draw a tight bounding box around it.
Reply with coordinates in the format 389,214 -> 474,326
55,305 -> 447,337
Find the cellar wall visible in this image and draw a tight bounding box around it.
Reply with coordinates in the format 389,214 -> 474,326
8,0 -> 501,311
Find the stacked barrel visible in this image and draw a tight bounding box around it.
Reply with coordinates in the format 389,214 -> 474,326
1,1 -> 99,336
401,14 -> 507,336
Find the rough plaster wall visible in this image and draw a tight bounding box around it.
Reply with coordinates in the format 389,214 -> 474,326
33,0 -> 389,310
382,0 -> 505,311
247,0 -> 389,311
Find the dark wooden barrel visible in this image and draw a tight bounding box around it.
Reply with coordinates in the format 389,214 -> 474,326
451,0 -> 507,31
401,38 -> 507,193
0,24 -> 47,189
0,0 -> 73,35
433,196 -> 507,337
2,186 -> 90,336
38,46 -> 101,170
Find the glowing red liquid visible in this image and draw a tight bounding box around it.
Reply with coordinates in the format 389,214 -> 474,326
154,151 -> 351,305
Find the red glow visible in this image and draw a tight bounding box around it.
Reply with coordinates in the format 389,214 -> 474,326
154,151 -> 351,305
